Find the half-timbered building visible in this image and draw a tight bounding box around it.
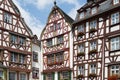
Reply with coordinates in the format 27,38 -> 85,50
73,0 -> 120,80
0,0 -> 33,80
41,2 -> 74,80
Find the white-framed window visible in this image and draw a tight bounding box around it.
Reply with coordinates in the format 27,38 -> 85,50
4,12 -> 12,24
20,73 -> 26,80
47,54 -> 54,64
57,35 -> 63,44
91,7 -> 97,14
111,12 -> 119,25
47,74 -> 53,80
78,44 -> 84,53
19,37 -> 25,45
47,39 -> 53,47
90,41 -> 97,51
55,52 -> 64,62
9,72 -> 16,80
33,51 -> 38,62
78,66 -> 84,75
78,25 -> 84,33
32,67 -> 39,79
110,37 -> 120,51
19,55 -> 25,63
61,72 -> 69,79
11,53 -> 17,62
89,64 -> 96,74
90,20 -> 97,29
80,12 -> 84,19
0,71 -> 3,79
113,0 -> 119,4
110,65 -> 119,76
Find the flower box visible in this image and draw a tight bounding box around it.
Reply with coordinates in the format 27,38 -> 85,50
77,75 -> 84,78
77,52 -> 85,57
89,28 -> 97,33
78,32 -> 85,36
89,49 -> 97,55
108,75 -> 117,80
88,73 -> 97,78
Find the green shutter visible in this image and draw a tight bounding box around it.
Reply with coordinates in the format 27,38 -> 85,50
58,72 -> 60,80
69,71 -> 71,80
43,74 -> 46,80
52,72 -> 55,80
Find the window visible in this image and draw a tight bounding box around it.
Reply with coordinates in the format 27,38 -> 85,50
53,11 -> 57,17
61,72 -> 69,79
10,34 -> 26,46
78,44 -> 84,53
33,52 -> 38,62
10,35 -> 17,44
47,39 -> 53,47
47,54 -> 54,64
78,25 -> 84,33
113,0 -> 119,4
110,65 -> 119,76
57,36 -> 63,44
80,12 -> 84,19
78,66 -> 84,75
0,71 -> 3,79
9,72 -> 16,80
91,7 -> 97,14
90,20 -> 97,29
19,55 -> 25,63
11,53 -> 17,62
90,41 -> 97,51
111,12 -> 119,25
19,37 -> 25,45
4,12 -> 12,24
32,67 -> 39,79
56,23 -> 61,30
110,37 -> 120,51
20,73 -> 26,80
47,74 -> 53,80
56,52 -> 64,62
89,64 -> 96,74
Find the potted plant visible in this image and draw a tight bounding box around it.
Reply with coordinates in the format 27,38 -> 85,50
77,74 -> 84,78
89,28 -> 97,33
89,49 -> 97,55
78,32 -> 85,36
88,73 -> 97,78
77,52 -> 85,57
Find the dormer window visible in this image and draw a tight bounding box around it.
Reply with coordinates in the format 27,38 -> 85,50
4,12 -> 12,24
91,7 -> 97,15
113,0 -> 119,5
80,12 -> 84,19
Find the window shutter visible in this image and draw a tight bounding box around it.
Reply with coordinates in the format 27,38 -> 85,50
58,72 -> 60,80
52,72 -> 55,80
69,71 -> 71,80
43,74 -> 46,80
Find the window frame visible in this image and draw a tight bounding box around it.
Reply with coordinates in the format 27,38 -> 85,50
89,64 -> 97,74
110,37 -> 120,51
32,67 -> 39,79
33,51 -> 38,62
4,12 -> 12,24
111,12 -> 119,25
78,65 -> 85,75
113,0 -> 120,5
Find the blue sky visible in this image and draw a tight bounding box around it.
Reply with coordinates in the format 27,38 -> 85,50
12,0 -> 87,37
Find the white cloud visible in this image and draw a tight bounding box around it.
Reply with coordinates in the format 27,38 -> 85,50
13,0 -> 44,38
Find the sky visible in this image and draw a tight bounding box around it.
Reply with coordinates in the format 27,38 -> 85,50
12,0 -> 87,38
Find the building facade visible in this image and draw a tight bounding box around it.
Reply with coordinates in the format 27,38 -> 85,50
0,0 -> 33,80
31,35 -> 42,80
73,0 -> 120,80
41,2 -> 74,80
